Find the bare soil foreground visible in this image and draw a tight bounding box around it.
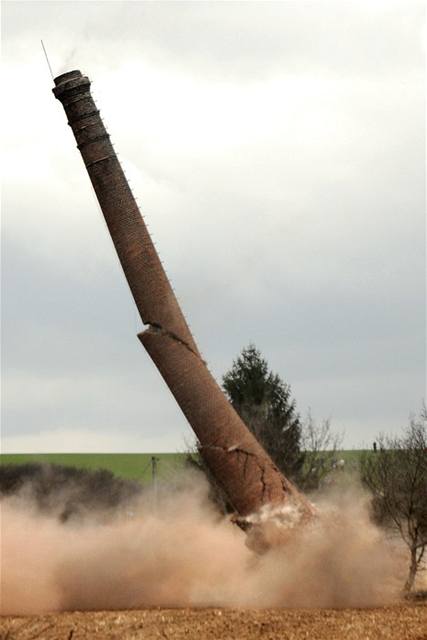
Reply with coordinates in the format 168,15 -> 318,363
1,603 -> 426,640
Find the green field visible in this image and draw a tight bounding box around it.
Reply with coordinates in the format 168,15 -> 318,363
335,449 -> 370,466
0,450 -> 366,483
0,453 -> 188,484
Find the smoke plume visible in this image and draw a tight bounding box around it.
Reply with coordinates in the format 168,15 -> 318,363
1,470 -> 406,615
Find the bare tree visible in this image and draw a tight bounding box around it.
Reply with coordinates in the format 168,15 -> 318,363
185,440 -> 233,515
297,411 -> 343,492
360,408 -> 427,592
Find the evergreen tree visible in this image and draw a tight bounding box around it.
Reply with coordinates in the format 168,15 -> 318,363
222,344 -> 303,479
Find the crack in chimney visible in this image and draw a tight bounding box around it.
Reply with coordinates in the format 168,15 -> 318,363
139,323 -> 204,362
199,443 -> 272,499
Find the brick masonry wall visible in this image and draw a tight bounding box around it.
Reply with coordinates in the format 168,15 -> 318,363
53,70 -> 198,355
53,70 -> 313,521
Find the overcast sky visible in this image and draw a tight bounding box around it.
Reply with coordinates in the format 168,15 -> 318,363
2,0 -> 425,453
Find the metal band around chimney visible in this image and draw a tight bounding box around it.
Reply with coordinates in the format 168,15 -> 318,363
84,154 -> 116,168
68,109 -> 100,127
77,133 -> 110,150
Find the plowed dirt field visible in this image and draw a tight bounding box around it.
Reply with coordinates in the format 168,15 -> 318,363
1,603 -> 426,640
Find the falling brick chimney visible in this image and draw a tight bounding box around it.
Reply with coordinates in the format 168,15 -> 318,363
53,70 -> 313,525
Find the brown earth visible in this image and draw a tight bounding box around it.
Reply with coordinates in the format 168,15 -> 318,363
1,603 -> 426,640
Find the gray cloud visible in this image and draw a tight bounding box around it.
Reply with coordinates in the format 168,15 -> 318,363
4,2 -> 424,78
2,0 -> 425,452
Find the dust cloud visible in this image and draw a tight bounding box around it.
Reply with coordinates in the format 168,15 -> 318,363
1,471 -> 405,615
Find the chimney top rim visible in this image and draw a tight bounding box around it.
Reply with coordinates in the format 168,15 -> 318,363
54,70 -> 83,86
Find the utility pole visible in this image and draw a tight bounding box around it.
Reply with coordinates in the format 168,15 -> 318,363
151,456 -> 160,502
